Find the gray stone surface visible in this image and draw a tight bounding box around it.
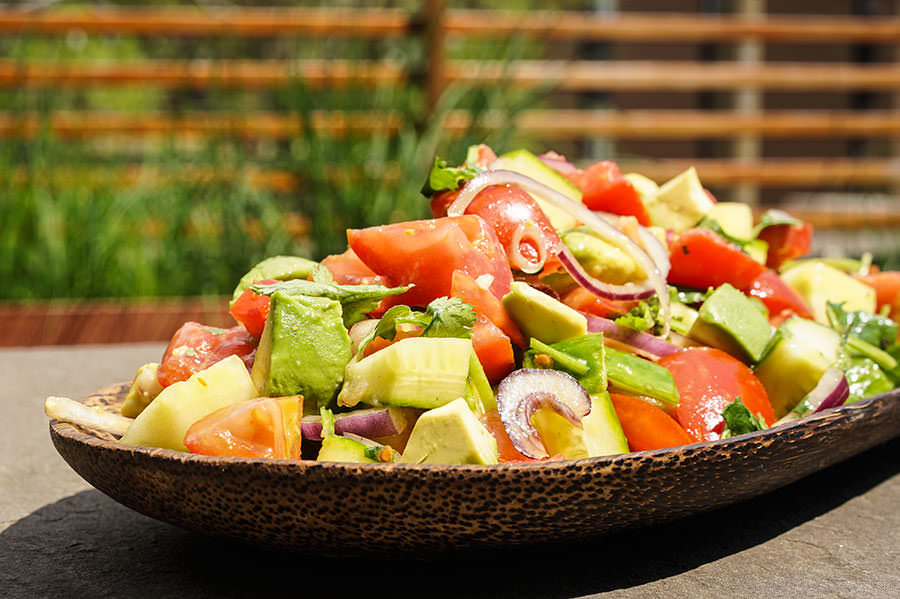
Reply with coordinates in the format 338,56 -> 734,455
1,344 -> 898,598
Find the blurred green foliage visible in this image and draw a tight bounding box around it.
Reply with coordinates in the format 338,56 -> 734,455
0,1 -> 562,300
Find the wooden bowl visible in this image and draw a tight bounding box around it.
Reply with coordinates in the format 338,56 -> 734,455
50,383 -> 900,553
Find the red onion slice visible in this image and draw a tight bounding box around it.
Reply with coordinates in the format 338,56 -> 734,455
301,406 -> 414,441
508,220 -> 547,274
450,170 -> 670,334
585,314 -> 680,360
558,247 -> 655,301
774,367 -> 850,426
496,368 -> 592,459
537,151 -> 579,175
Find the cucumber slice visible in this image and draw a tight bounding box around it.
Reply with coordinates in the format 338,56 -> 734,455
337,337 -> 472,410
531,393 -> 628,459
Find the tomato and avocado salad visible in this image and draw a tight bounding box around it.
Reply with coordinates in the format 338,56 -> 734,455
47,146 -> 900,465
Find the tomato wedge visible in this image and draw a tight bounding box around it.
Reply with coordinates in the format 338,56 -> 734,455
450,270 -> 525,347
229,278 -> 278,339
566,161 -> 651,226
668,228 -> 765,291
184,395 -> 303,459
348,216 -> 512,307
321,248 -> 389,286
432,184 -> 563,274
659,347 -> 774,443
758,222 -> 812,270
479,410 -> 541,463
746,269 -> 812,320
471,313 -> 516,383
157,322 -> 257,388
609,393 -> 695,451
859,271 -> 900,321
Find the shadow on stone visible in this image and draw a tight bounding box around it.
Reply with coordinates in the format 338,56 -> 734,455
2,438 -> 897,599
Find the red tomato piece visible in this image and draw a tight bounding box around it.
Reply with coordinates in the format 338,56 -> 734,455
348,215 -> 512,307
471,313 -> 516,383
184,395 -> 303,459
229,278 -> 279,339
431,184 -> 563,273
157,322 -> 257,388
758,222 -> 813,270
321,248 -> 390,286
746,269 -> 813,320
659,347 -> 774,443
609,393 -> 695,451
668,228 -> 765,291
466,144 -> 497,168
859,271 -> 900,321
451,270 -> 525,347
561,286 -> 635,319
566,161 -> 651,226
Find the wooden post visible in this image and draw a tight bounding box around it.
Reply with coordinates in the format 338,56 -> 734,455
734,0 -> 763,207
423,0 -> 446,115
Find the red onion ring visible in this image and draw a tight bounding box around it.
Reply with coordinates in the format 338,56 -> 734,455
449,170 -> 670,336
585,314 -> 680,360
508,220 -> 547,274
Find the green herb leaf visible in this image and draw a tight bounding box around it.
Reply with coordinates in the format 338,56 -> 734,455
720,398 -> 768,439
614,297 -> 661,334
826,301 -> 898,349
251,279 -> 411,327
422,296 -> 476,339
420,156 -> 480,197
753,209 -> 802,236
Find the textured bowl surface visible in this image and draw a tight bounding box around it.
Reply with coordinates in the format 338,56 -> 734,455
50,384 -> 900,553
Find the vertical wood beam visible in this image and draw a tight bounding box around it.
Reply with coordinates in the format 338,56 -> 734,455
735,0 -> 763,207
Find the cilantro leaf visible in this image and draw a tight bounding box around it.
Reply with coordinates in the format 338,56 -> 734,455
250,279 -> 411,327
422,296 -> 476,338
353,297 -> 475,357
420,156 -> 480,197
614,297 -> 661,334
720,398 -> 768,439
826,301 -> 898,349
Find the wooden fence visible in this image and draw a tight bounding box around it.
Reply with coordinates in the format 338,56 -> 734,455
3,3 -> 900,346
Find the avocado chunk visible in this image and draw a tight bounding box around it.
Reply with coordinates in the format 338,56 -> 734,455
490,149 -> 583,231
251,292 -> 352,412
754,316 -> 842,417
644,167 -> 715,233
503,281 -> 588,344
690,284 -> 773,363
706,202 -> 754,241
337,337 -> 472,410
623,172 -> 659,203
561,229 -> 644,285
400,398 -> 498,465
781,262 -> 876,324
231,255 -> 317,304
531,393 -> 628,459
121,355 -> 257,452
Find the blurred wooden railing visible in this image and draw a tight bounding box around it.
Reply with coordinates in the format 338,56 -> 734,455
3,4 -> 900,218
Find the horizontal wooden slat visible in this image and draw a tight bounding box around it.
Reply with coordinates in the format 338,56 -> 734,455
448,60 -> 900,91
4,7 -> 900,44
6,59 -> 900,91
781,209 -> 900,230
0,7 -> 410,37
7,110 -> 900,140
446,11 -> 900,43
0,59 -> 406,89
619,158 -> 900,186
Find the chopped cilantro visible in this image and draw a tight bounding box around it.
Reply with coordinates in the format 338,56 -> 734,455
720,398 -> 768,439
420,156 -> 481,197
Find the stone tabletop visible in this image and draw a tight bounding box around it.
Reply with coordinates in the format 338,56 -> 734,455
1,344 -> 898,599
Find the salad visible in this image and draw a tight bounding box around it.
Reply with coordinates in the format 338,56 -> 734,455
46,145 -> 900,465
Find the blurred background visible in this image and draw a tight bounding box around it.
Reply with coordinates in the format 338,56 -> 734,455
2,0 -> 900,345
